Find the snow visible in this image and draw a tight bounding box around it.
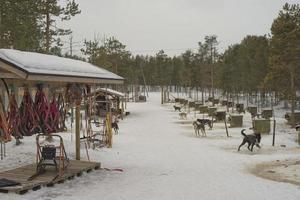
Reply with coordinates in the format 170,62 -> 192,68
97,88 -> 125,97
0,92 -> 300,200
0,49 -> 124,80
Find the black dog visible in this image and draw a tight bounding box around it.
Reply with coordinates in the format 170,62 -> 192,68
238,129 -> 261,152
111,122 -> 119,134
196,119 -> 213,129
173,105 -> 181,112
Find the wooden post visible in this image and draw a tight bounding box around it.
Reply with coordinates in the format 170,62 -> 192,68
121,100 -> 124,119
272,120 -> 276,146
224,119 -> 229,137
107,112 -> 113,148
161,86 -> 163,105
75,104 -> 80,160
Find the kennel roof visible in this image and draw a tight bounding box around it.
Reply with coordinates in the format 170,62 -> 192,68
0,49 -> 124,84
89,88 -> 125,98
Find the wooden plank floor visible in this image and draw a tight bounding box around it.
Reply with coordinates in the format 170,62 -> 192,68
0,160 -> 101,194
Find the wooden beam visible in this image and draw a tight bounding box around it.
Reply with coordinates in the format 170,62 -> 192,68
0,72 -> 22,79
0,61 -> 27,79
27,74 -> 124,85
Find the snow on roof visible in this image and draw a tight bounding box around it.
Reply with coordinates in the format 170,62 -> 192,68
93,88 -> 125,97
0,49 -> 124,82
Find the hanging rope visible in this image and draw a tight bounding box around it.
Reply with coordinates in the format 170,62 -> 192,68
0,98 -> 11,142
7,92 -> 22,140
19,87 -> 40,136
58,92 -> 67,132
49,94 -> 60,132
34,84 -> 52,134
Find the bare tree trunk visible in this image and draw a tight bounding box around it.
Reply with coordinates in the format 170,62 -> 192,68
45,1 -> 51,53
211,64 -> 214,106
161,86 -> 164,105
290,72 -> 296,127
201,88 -> 204,104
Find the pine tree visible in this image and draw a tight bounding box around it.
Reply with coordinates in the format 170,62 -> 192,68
38,0 -> 81,53
0,0 -> 42,50
268,3 -> 300,127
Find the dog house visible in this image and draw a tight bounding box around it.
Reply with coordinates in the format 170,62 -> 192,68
175,98 -> 180,103
208,107 -> 217,116
236,103 -> 244,113
253,119 -> 271,134
285,112 -> 300,125
247,106 -> 258,116
208,97 -> 214,102
229,114 -> 243,127
194,102 -> 203,110
227,101 -> 234,107
221,100 -> 228,106
138,95 -> 146,102
199,105 -> 208,113
262,109 -> 273,119
215,111 -> 226,121
213,99 -> 219,105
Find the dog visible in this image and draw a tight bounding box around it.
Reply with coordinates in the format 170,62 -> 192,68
193,121 -> 206,137
196,119 -> 213,129
173,105 -> 181,112
238,129 -> 261,152
179,112 -> 187,119
111,122 -> 119,134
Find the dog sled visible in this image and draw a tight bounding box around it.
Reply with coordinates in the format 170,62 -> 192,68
28,134 -> 69,181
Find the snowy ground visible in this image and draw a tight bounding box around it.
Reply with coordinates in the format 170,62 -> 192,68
0,92 -> 300,200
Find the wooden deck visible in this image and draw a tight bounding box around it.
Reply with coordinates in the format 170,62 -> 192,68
0,160 -> 101,194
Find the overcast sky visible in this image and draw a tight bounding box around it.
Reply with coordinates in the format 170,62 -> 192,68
61,0 -> 300,56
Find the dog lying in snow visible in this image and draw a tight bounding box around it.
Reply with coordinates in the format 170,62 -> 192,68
173,105 -> 181,112
179,112 -> 187,119
238,129 -> 261,152
193,121 -> 206,137
196,119 -> 213,129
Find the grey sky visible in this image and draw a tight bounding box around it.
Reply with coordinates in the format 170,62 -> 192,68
62,0 -> 300,56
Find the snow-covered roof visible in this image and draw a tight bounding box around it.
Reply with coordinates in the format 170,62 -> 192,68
92,88 -> 125,97
0,49 -> 124,84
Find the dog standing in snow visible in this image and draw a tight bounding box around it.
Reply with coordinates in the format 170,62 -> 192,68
238,129 -> 261,152
111,122 -> 119,134
173,105 -> 181,112
196,118 -> 213,129
111,115 -> 119,134
179,112 -> 187,120
193,121 -> 206,137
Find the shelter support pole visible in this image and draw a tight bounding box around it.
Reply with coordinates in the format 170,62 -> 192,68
121,100 -> 124,119
272,120 -> 276,146
224,119 -> 229,137
75,104 -> 80,160
107,113 -> 113,148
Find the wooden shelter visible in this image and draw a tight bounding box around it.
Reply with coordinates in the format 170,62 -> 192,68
0,49 -> 124,193
0,49 -> 124,159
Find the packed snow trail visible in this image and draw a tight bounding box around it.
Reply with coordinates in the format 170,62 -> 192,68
4,93 -> 300,200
